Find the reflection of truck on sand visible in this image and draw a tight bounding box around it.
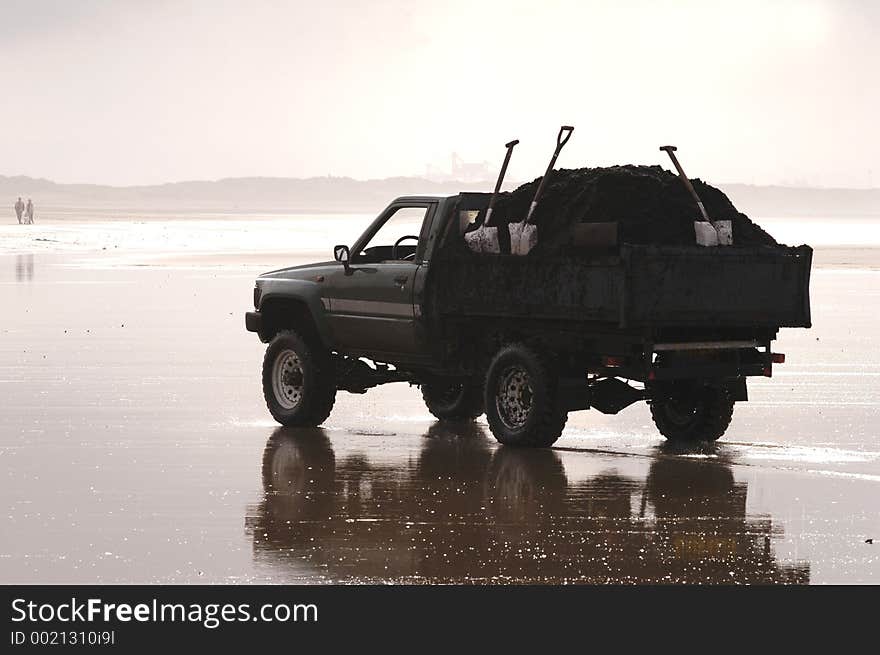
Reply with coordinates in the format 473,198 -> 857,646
246,427 -> 809,583
245,192 -> 812,447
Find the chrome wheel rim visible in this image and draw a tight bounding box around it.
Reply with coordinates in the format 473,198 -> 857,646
272,349 -> 304,410
496,365 -> 533,430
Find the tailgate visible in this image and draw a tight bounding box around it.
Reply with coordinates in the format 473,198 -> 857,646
622,244 -> 812,328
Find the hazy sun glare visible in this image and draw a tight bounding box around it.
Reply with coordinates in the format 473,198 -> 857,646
0,0 -> 875,188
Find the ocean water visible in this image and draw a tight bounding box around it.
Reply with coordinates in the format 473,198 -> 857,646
0,212 -> 877,259
0,212 -> 375,257
760,216 -> 880,247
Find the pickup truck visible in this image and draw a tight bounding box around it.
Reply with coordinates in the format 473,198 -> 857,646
245,192 -> 812,447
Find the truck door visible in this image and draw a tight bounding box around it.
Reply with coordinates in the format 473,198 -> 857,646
324,202 -> 435,358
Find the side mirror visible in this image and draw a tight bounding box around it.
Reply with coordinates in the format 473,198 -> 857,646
334,244 -> 350,272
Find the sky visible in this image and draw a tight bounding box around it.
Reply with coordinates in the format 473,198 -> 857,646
0,0 -> 877,187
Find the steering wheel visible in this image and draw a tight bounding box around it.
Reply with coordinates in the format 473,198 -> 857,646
392,235 -> 419,261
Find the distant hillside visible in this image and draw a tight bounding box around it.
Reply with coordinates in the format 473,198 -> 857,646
0,175 -> 491,214
1,174 -> 878,217
722,184 -> 880,218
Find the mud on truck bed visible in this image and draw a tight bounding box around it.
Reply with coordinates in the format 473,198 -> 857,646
245,189 -> 812,448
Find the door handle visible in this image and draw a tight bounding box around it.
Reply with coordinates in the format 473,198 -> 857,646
394,275 -> 409,284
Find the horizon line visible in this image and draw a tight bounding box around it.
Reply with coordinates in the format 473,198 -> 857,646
1,172 -> 879,194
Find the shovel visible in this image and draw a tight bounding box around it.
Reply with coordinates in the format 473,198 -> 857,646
510,125 -> 574,256
659,145 -> 732,246
465,139 -> 519,254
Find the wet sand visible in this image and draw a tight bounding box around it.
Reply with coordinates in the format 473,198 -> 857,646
1,250 -> 879,584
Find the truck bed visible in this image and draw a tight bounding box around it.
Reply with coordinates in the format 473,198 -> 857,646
431,244 -> 812,330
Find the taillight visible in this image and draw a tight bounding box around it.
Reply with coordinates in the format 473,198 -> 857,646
602,356 -> 625,367
770,353 -> 785,364
763,365 -> 773,377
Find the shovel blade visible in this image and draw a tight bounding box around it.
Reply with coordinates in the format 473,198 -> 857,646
713,220 -> 733,245
464,226 -> 500,254
694,221 -> 719,247
509,223 -> 538,256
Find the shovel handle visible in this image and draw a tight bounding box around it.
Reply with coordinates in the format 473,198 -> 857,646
524,125 -> 574,224
485,139 -> 519,224
557,125 -> 574,148
490,140 -> 519,199
660,145 -> 711,222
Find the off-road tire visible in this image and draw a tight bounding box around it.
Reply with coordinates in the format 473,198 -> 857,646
421,377 -> 484,421
484,343 -> 568,448
650,384 -> 734,443
262,330 -> 336,427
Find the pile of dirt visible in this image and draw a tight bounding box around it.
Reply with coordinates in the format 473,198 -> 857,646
480,165 -> 778,252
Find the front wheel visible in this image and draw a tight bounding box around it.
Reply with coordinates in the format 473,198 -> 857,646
484,343 -> 567,448
649,383 -> 734,443
262,330 -> 336,427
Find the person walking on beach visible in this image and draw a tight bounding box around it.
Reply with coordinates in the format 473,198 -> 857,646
14,197 -> 24,224
25,198 -> 34,224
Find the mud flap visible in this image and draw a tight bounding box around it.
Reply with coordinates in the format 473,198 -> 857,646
721,377 -> 748,401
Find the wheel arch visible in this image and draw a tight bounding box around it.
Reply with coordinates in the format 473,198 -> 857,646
258,287 -> 331,348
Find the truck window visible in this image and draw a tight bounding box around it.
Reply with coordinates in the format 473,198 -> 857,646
355,206 -> 427,263
459,210 -> 479,234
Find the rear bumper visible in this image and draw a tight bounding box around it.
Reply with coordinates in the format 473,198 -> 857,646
599,345 -> 778,383
647,347 -> 776,382
245,311 -> 262,333
648,361 -> 767,381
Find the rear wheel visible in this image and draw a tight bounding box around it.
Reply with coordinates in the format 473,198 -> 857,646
650,383 -> 734,443
262,330 -> 336,426
484,343 -> 567,448
421,377 -> 483,420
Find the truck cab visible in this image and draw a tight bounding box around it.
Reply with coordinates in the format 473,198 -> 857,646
319,196 -> 444,363
247,194 -> 474,363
